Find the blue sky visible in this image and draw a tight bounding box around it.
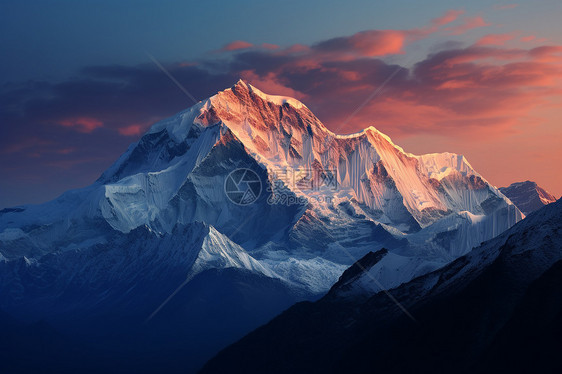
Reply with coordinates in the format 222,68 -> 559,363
2,0 -> 560,83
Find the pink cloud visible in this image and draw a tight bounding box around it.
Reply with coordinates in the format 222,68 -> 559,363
240,70 -> 307,100
221,40 -> 254,51
56,148 -> 76,155
262,43 -> 280,50
284,44 -> 310,54
494,4 -> 518,10
224,9 -> 467,62
420,46 -> 526,70
118,124 -> 145,136
0,137 -> 53,155
476,33 -> 515,46
528,46 -> 562,62
313,29 -> 407,57
431,9 -> 465,26
311,9 -> 471,58
347,30 -> 407,56
445,16 -> 490,35
59,117 -> 103,133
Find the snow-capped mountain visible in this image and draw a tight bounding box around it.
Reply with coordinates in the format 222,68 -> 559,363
0,80 -> 523,372
0,80 -> 522,290
201,198 -> 562,374
500,180 -> 557,215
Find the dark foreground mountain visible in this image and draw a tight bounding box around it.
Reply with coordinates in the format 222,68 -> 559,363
202,198 -> 562,374
500,180 -> 557,215
0,263 -> 307,374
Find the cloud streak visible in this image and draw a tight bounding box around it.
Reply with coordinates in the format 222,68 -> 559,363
221,40 -> 254,51
445,16 -> 490,35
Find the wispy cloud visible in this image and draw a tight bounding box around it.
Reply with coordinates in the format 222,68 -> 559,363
431,9 -> 465,26
475,33 -> 516,46
494,3 -> 519,10
221,40 -> 254,51
445,16 -> 490,35
59,117 -> 103,133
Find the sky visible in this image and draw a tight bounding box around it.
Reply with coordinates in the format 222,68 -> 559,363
1,0 -> 561,208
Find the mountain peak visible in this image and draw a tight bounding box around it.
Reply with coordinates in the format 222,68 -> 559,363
232,78 -> 250,91
220,78 -> 307,110
500,180 -> 557,215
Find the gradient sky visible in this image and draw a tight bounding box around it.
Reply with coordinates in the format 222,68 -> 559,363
1,0 -> 561,208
